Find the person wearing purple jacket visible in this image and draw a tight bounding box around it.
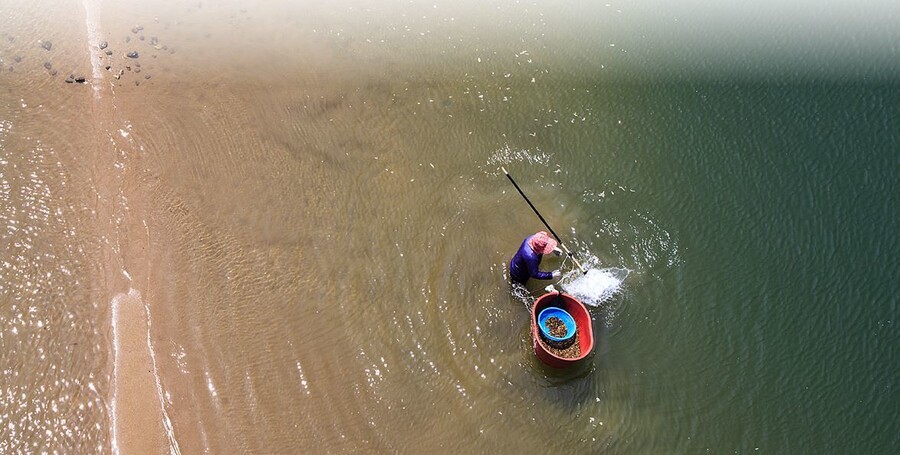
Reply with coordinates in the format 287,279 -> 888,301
509,231 -> 563,285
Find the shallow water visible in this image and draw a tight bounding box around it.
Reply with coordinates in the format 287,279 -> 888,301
1,0 -> 898,453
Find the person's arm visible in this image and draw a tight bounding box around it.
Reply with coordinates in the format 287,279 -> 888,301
527,254 -> 554,280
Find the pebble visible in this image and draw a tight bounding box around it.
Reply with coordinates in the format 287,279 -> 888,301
65,75 -> 74,83
126,36 -> 131,43
150,37 -> 158,45
139,35 -> 145,41
75,76 -> 86,83
7,66 -> 13,72
43,62 -> 52,70
49,69 -> 58,76
134,67 -> 141,73
14,56 -> 22,63
41,41 -> 52,51
144,74 -> 151,79
99,41 -> 108,50
105,50 -> 113,56
131,27 -> 140,34
126,51 -> 139,58
105,65 -> 111,70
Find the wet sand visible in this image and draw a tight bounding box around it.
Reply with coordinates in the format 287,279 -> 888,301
110,289 -> 173,454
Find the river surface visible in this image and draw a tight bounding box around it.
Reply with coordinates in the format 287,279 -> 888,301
1,1 -> 897,453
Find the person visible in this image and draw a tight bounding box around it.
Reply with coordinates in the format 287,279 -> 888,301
509,231 -> 563,285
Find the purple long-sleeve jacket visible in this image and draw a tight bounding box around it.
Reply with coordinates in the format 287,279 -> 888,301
509,235 -> 553,284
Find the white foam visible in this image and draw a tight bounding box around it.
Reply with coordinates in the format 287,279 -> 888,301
143,293 -> 182,455
109,291 -> 123,455
561,267 -> 628,307
82,0 -> 104,98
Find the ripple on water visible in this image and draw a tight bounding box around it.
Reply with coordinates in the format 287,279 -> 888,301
0,121 -> 107,452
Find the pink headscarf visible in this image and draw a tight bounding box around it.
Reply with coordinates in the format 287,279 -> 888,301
528,231 -> 558,255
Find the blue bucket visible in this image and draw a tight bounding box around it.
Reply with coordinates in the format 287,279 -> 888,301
538,307 -> 576,344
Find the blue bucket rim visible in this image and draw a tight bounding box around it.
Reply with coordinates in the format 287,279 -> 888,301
538,307 -> 576,342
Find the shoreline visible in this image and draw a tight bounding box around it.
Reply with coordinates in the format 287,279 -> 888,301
78,0 -> 178,451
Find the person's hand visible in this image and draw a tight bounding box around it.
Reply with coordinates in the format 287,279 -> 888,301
552,247 -> 563,256
551,270 -> 562,279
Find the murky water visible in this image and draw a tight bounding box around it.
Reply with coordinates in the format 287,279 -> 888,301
2,0 -> 898,453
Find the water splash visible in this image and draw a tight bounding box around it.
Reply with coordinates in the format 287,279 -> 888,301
560,267 -> 628,307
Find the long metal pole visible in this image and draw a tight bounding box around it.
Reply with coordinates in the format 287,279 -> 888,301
501,167 -> 588,275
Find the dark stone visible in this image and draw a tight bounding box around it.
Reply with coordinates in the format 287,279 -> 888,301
75,76 -> 86,83
41,41 -> 52,51
105,65 -> 111,70
65,75 -> 74,83
99,41 -> 108,50
43,62 -> 52,70
126,51 -> 139,58
135,81 -> 140,86
105,50 -> 112,55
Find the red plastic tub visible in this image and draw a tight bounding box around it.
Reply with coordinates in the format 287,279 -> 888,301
531,292 -> 594,368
